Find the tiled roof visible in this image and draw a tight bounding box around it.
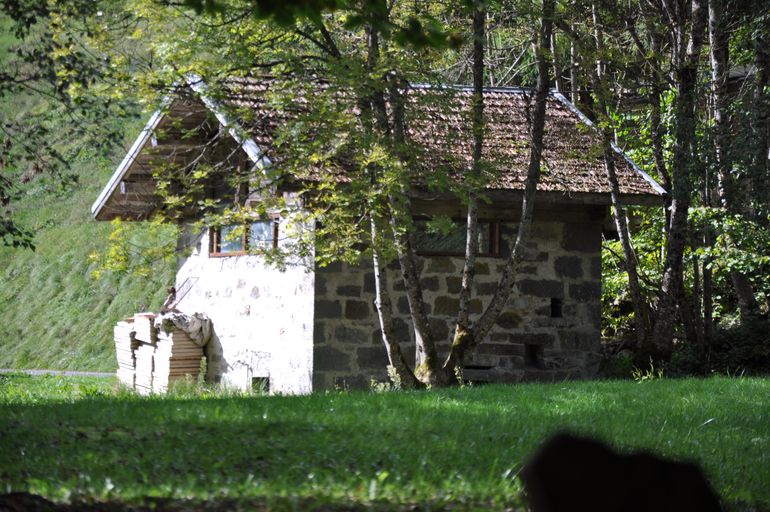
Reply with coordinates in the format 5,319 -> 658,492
92,76 -> 664,221
218,77 -> 664,198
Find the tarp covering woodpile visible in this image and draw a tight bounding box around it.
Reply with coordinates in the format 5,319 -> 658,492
113,312 -> 212,395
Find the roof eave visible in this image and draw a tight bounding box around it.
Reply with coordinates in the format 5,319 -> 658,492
550,90 -> 668,197
91,108 -> 165,221
92,74 -> 272,222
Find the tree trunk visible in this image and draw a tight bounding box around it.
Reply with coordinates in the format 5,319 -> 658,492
369,216 -> 422,388
387,75 -> 447,386
708,0 -> 761,320
750,16 -> 770,217
449,0 -> 485,380
362,2 -> 439,387
648,0 -> 707,361
590,2 -> 648,348
445,0 -> 554,364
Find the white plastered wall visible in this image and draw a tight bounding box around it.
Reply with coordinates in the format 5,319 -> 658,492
174,214 -> 315,394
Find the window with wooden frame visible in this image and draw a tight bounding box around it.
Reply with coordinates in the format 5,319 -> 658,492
413,218 -> 501,257
209,219 -> 279,256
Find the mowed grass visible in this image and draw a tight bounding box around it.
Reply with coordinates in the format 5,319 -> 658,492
1,375 -> 768,511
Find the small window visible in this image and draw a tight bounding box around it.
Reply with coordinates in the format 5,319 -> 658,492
414,218 -> 500,257
210,219 -> 278,256
525,344 -> 544,368
550,298 -> 563,318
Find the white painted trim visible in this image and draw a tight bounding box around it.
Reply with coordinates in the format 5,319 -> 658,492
185,74 -> 271,170
91,108 -> 166,218
92,76 -> 271,220
551,90 -> 667,196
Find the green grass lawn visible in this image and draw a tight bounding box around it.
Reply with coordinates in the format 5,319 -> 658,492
1,374 -> 768,511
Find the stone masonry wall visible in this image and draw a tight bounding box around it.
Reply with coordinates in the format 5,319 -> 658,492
312,212 -> 603,390
174,219 -> 315,394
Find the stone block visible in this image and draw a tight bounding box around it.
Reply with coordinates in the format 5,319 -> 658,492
322,261 -> 344,272
430,318 -> 450,342
345,300 -> 370,320
469,299 -> 483,314
312,371 -> 328,390
393,279 -> 405,291
585,303 -> 602,329
479,343 -> 525,356
511,332 -> 555,346
334,325 -> 369,344
371,317 -> 411,345
363,273 -> 376,293
558,330 -> 599,351
521,249 -> 549,262
590,257 -> 602,279
337,285 -> 362,297
314,275 -> 327,295
531,222 -> 562,242
314,346 -> 350,372
569,282 -> 601,301
397,295 -> 410,314
490,332 -> 509,342
446,276 -> 462,294
562,223 -> 600,253
333,374 -> 368,390
496,310 -> 524,329
435,296 -> 460,316
465,352 -> 499,368
420,276 -> 440,291
316,299 -> 342,318
426,257 -> 456,273
397,295 -> 431,315
392,318 -> 411,342
519,279 -> 564,298
476,281 -> 498,295
554,256 -> 584,278
474,262 -> 491,275
313,322 -> 326,345
357,346 -> 390,370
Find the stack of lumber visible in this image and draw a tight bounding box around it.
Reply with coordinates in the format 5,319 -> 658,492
152,327 -> 203,393
133,313 -> 157,344
113,312 -> 207,395
114,319 -> 138,387
134,344 -> 155,395
132,313 -> 157,396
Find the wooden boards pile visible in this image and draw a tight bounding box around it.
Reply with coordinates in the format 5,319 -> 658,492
153,328 -> 204,393
114,312 -> 203,395
133,313 -> 157,395
114,320 -> 138,388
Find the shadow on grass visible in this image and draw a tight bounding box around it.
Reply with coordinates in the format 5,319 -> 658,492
1,379 -> 769,511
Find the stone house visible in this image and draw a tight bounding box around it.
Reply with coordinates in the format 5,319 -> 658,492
92,77 -> 664,393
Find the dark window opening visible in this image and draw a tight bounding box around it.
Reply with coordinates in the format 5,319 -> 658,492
525,344 -> 544,369
209,219 -> 278,256
251,376 -> 269,394
413,218 -> 500,257
551,298 -> 563,318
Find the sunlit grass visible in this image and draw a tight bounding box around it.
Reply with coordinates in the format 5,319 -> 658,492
1,374 -> 768,510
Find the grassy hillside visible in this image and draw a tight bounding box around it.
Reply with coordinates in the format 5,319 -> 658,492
0,154 -> 174,371
0,23 -> 173,371
0,141 -> 174,370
